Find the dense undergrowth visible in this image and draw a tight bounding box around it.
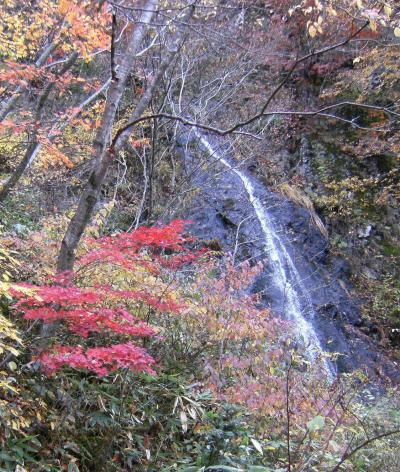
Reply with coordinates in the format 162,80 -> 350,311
1,216 -> 399,471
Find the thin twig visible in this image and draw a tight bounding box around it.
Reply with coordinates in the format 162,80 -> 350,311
330,429 -> 400,472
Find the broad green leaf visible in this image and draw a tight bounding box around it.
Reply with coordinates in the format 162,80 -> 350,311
179,468 -> 205,472
7,361 -> 17,371
307,415 -> 325,432
206,467 -> 242,471
248,467 -> 273,472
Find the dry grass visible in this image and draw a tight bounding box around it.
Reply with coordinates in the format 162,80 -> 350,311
279,183 -> 329,239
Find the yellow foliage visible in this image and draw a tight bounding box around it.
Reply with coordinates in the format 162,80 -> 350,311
37,142 -> 74,169
0,0 -> 110,62
289,0 -> 399,38
0,128 -> 27,180
86,200 -> 115,238
0,399 -> 33,429
0,309 -> 21,357
0,0 -> 55,60
0,229 -> 38,370
0,231 -> 22,397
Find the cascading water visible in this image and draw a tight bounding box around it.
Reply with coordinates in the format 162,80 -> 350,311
194,131 -> 335,378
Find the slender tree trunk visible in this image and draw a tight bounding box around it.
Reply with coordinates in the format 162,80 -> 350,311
148,118 -> 157,220
57,2 -> 194,273
0,52 -> 78,201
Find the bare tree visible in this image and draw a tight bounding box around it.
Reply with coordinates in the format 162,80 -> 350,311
57,1 -> 196,272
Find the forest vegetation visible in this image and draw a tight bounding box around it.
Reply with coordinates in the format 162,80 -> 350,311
0,1 -> 399,471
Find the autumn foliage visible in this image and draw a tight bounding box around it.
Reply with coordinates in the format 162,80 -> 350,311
1,1 -> 400,470
11,220 -> 205,376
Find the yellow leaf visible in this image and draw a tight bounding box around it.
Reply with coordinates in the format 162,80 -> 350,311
384,5 -> 392,17
309,25 -> 317,38
394,27 -> 400,38
59,0 -> 71,15
328,6 -> 338,16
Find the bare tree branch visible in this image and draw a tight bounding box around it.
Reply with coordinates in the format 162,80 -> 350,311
110,95 -> 399,144
330,429 -> 400,472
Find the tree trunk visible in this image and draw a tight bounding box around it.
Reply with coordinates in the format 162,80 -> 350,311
57,2 -> 194,273
148,118 -> 157,220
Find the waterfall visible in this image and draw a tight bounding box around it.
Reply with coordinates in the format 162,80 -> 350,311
195,131 -> 334,378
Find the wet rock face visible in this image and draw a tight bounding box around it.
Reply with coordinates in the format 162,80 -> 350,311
330,257 -> 351,279
317,302 -> 341,320
177,132 -> 400,383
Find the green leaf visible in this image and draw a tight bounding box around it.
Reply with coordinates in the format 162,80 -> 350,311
0,451 -> 14,461
248,467 -> 273,472
206,467 -> 242,471
179,468 -> 205,472
7,361 -> 17,371
307,415 -> 325,432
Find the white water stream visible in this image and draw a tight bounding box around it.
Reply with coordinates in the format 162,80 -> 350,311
195,131 -> 334,377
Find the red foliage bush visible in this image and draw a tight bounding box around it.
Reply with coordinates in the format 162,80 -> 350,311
12,220 -> 205,376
